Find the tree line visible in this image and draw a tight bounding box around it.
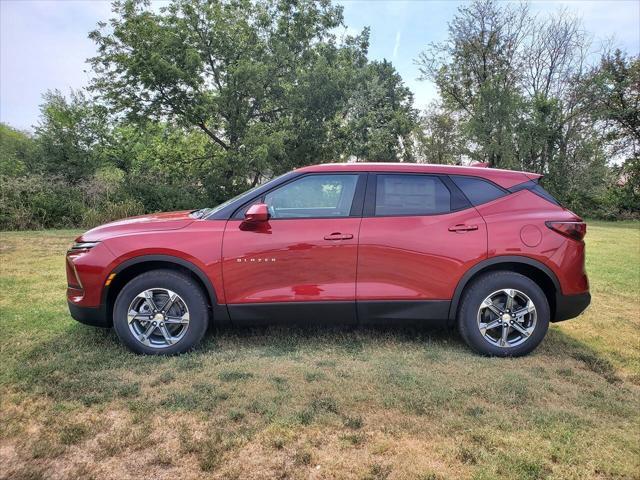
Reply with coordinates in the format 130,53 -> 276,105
1,0 -> 638,230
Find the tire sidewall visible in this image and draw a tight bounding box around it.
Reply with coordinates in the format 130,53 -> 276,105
113,270 -> 209,355
458,272 -> 550,357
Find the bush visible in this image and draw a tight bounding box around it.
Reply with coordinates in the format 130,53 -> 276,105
81,200 -> 145,228
0,174 -> 85,229
0,168 -> 206,230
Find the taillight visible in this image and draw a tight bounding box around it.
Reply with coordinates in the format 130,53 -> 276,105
545,221 -> 586,241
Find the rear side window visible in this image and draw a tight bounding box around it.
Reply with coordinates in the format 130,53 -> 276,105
509,180 -> 561,206
450,176 -> 508,206
375,175 -> 450,216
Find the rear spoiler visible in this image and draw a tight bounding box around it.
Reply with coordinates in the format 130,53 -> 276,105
469,162 -> 543,182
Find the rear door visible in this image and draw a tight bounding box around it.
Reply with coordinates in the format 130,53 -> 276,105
356,173 -> 487,323
222,173 -> 366,325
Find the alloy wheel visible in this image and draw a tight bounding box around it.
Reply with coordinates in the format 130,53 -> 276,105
476,289 -> 537,348
127,288 -> 190,349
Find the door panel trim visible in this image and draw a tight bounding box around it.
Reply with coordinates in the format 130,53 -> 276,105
357,300 -> 450,326
228,301 -> 356,326
227,300 -> 450,327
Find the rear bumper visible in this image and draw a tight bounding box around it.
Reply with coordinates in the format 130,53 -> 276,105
68,301 -> 110,328
553,292 -> 591,322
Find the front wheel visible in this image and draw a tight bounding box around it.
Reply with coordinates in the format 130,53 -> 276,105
113,269 -> 209,355
457,271 -> 549,357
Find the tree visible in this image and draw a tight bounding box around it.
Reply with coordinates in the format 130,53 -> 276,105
415,0 -> 612,215
416,0 -> 530,168
90,0 -> 358,196
34,89 -> 112,181
416,104 -> 464,164
338,60 -> 418,162
586,50 -> 640,214
0,123 -> 37,176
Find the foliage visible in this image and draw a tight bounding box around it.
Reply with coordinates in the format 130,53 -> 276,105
0,0 -> 637,229
34,90 -> 112,181
585,50 -> 640,216
415,105 -> 464,164
0,123 -> 37,176
88,0 -> 416,199
337,60 -> 418,161
415,0 -> 637,218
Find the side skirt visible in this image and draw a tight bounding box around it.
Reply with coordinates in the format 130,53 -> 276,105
357,300 -> 450,327
226,300 -> 450,328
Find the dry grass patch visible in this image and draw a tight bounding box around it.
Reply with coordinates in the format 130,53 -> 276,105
1,223 -> 639,479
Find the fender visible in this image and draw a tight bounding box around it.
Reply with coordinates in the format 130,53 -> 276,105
447,255 -> 561,321
103,254 -> 231,325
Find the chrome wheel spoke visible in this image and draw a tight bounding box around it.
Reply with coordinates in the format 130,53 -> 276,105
139,322 -> 156,343
479,319 -> 501,336
504,289 -> 515,311
482,298 -> 503,317
164,312 -> 190,325
128,309 -> 152,324
138,290 -> 159,312
513,300 -> 536,319
510,321 -> 533,338
161,291 -> 178,313
158,324 -> 175,345
499,324 -> 510,347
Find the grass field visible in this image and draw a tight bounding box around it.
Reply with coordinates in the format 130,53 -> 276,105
1,221 -> 638,480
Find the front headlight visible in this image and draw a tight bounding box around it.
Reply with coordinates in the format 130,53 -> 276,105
69,241 -> 100,251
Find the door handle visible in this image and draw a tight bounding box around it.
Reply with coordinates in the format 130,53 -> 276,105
448,224 -> 478,232
324,232 -> 354,241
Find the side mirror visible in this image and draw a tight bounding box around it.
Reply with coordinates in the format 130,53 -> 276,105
244,203 -> 269,222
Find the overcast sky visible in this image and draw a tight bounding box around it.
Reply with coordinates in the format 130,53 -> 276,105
1,0 -> 639,131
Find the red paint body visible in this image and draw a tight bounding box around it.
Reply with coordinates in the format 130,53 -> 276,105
67,163 -> 589,326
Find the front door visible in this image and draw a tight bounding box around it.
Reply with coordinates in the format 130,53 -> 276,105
222,173 -> 365,325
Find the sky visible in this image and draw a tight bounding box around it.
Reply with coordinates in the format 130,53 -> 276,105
1,0 -> 639,131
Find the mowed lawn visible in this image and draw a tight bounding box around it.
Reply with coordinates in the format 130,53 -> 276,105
0,222 -> 638,480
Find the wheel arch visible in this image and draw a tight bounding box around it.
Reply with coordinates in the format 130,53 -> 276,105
448,256 -> 560,322
102,255 -> 228,327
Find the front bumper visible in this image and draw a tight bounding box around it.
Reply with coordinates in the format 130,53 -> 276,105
553,292 -> 591,322
68,301 -> 110,328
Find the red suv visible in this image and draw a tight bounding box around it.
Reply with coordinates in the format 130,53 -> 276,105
66,163 -> 590,356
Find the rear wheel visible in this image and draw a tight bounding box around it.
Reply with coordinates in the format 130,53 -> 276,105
113,270 -> 209,355
457,271 -> 549,357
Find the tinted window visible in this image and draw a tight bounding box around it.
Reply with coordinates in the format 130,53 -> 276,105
375,175 -> 451,216
508,180 -> 561,206
531,184 -> 561,205
450,176 -> 507,206
264,174 -> 358,218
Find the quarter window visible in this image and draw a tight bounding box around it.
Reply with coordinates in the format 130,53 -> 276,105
450,176 -> 507,206
264,174 -> 358,219
375,175 -> 451,216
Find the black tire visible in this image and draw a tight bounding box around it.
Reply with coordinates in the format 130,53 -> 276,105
457,271 -> 549,357
113,269 -> 209,355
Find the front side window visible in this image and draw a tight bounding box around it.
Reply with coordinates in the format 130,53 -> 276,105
264,174 -> 359,219
375,174 -> 451,216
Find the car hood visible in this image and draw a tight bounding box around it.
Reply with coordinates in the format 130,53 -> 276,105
78,211 -> 196,242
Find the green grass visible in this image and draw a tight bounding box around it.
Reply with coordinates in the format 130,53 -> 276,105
0,223 -> 639,479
